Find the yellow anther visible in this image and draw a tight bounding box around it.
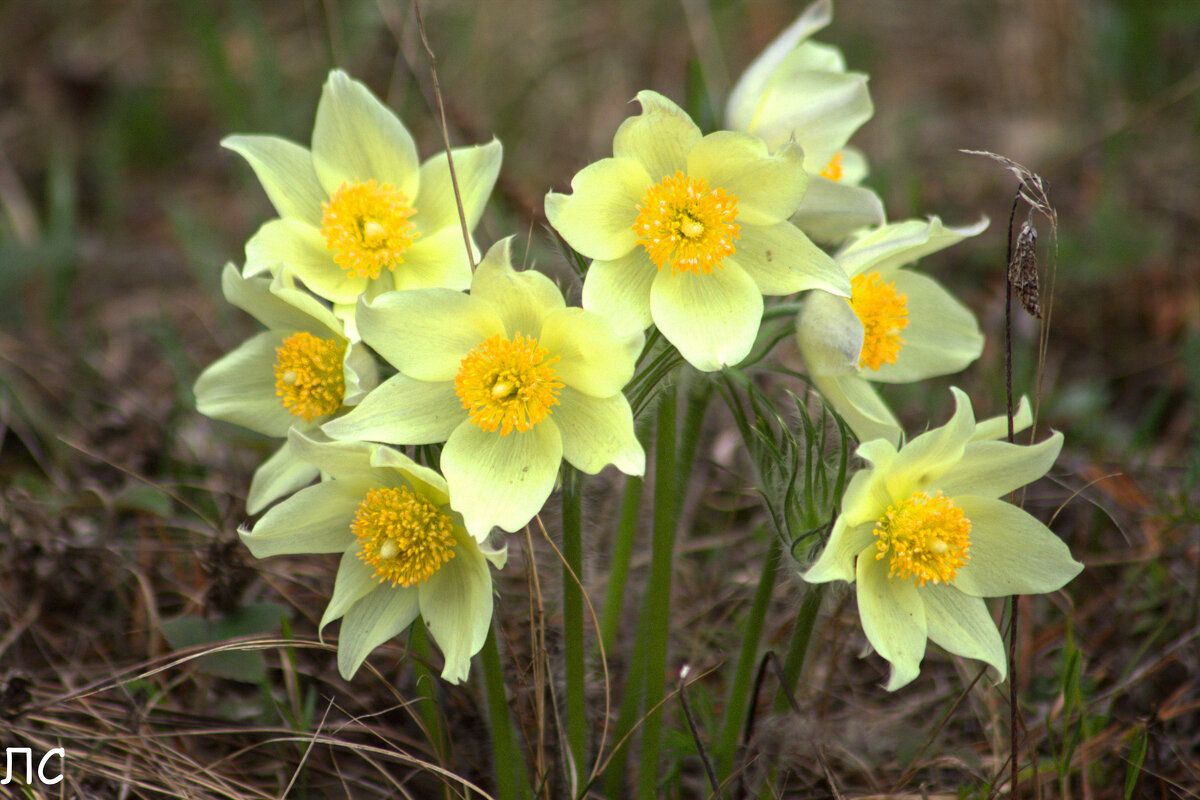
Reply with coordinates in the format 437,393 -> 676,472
633,171 -> 740,276
273,332 -> 345,422
352,486 -> 457,587
873,491 -> 971,587
455,333 -> 563,435
321,179 -> 419,279
849,271 -> 909,370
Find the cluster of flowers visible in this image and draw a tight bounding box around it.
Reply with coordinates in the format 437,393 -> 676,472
195,0 -> 1081,690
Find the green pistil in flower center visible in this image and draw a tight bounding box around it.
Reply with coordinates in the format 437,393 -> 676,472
273,331 -> 346,422
320,179 -> 419,279
849,271 -> 909,370
352,486 -> 457,587
873,491 -> 971,587
633,171 -> 740,276
454,333 -> 563,435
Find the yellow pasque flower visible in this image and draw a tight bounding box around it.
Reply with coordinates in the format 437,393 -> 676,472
803,388 -> 1083,690
240,431 -> 505,683
545,90 -> 849,372
725,0 -> 884,243
322,237 -> 646,539
224,70 -> 502,304
194,264 -> 376,513
796,216 -> 987,445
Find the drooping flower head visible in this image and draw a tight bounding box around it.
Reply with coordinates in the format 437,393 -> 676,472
224,70 -> 502,304
194,263 -> 377,512
322,237 -> 646,539
545,90 -> 849,372
725,0 -> 884,242
803,388 -> 1083,690
239,431 -> 505,683
796,216 -> 987,445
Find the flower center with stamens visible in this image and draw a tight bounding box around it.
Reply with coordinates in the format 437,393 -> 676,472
321,179 -> 419,279
352,486 -> 457,587
454,333 -> 563,435
273,331 -> 345,422
849,271 -> 909,370
633,171 -> 740,276
820,151 -> 844,182
873,491 -> 971,587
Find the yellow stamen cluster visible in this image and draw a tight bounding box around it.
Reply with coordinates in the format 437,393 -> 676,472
352,486 -> 457,587
849,271 -> 909,370
273,331 -> 346,421
455,333 -> 563,435
820,151 -> 844,182
873,491 -> 971,587
633,171 -> 740,276
320,179 -> 419,279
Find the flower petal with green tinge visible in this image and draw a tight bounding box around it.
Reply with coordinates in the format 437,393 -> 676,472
194,331 -> 297,438
791,176 -> 885,244
931,432 -> 1063,500
239,479 -> 369,558
357,289 -> 502,381
551,388 -> 644,476
545,157 -> 650,261
581,250 -> 657,336
869,271 -> 983,384
650,260 -> 764,372
801,519 -> 874,585
419,531 -> 495,683
796,290 -> 863,376
441,419 -> 563,538
322,374 -> 465,445
857,553 -> 927,691
471,238 -> 566,338
221,264 -> 343,341
951,496 -> 1084,597
246,439 -> 320,515
336,583 -> 421,680
920,583 -> 1007,681
310,70 -> 419,199
808,371 -> 901,447
837,216 -> 989,279
972,396 -> 1033,442
538,307 -> 641,398
286,429 -> 381,483
222,135 -> 326,227
748,69 -> 872,168
732,221 -> 843,296
725,0 -> 832,133
321,551 -> 383,633
613,91 -> 700,182
246,218 -> 366,304
368,446 -> 451,508
687,133 -> 808,226
414,139 -> 502,234
883,387 -> 975,500
378,225 -> 475,294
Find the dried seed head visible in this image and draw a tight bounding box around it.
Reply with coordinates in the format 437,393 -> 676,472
1009,213 -> 1041,319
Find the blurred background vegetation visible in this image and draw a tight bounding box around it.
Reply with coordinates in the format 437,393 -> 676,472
1,0 -> 1197,797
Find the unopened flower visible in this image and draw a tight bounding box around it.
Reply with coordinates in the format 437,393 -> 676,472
725,0 -> 884,242
545,90 -> 848,372
240,431 -> 505,683
194,264 -> 376,512
224,70 -> 501,303
796,216 -> 987,445
322,237 -> 645,539
803,388 -> 1082,690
